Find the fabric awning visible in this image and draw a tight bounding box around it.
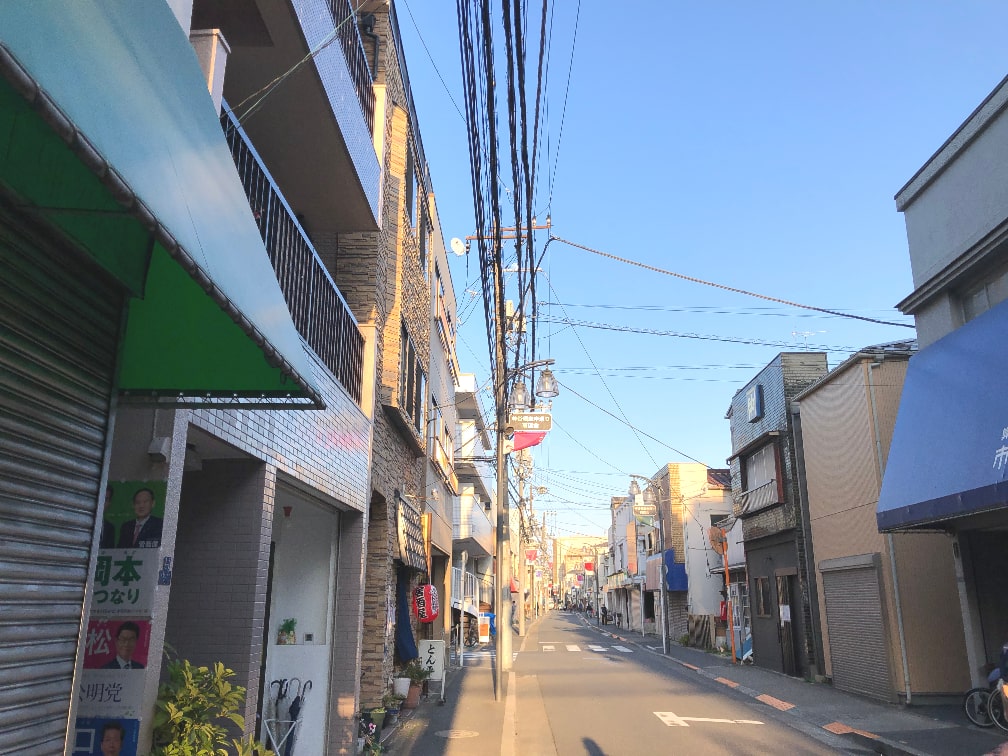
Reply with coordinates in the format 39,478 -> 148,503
877,298 -> 1008,530
0,0 -> 322,406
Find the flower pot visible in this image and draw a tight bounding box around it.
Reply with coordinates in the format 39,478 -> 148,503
277,630 -> 296,645
402,681 -> 422,709
393,677 -> 411,697
383,708 -> 399,728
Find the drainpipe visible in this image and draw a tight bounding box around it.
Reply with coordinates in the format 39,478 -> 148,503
360,13 -> 380,80
868,358 -> 912,705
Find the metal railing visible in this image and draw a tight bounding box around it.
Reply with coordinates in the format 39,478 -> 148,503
222,107 -> 364,405
328,0 -> 375,135
451,567 -> 494,610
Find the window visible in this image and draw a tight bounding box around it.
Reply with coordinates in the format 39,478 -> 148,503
754,576 -> 772,617
399,322 -> 425,433
430,397 -> 454,478
711,514 -> 729,529
961,266 -> 1008,323
419,205 -> 428,275
744,443 -> 775,491
405,144 -> 416,228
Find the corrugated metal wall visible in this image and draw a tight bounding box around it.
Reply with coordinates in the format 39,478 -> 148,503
0,210 -> 119,751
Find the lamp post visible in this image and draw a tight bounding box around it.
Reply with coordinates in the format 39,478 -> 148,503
629,475 -> 669,655
494,358 -> 558,702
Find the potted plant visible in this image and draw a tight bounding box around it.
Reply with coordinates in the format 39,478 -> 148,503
400,658 -> 432,709
382,691 -> 405,726
277,618 -> 297,645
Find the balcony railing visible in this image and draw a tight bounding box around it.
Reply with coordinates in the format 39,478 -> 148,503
222,107 -> 364,404
328,0 -> 376,135
451,567 -> 494,611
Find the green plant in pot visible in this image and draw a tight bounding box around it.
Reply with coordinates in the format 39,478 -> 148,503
400,658 -> 432,709
382,691 -> 405,725
277,617 -> 296,645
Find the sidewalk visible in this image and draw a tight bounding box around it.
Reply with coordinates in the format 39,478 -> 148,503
380,611 -> 1008,755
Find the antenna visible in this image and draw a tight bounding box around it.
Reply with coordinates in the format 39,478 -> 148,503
450,237 -> 467,256
791,330 -> 825,350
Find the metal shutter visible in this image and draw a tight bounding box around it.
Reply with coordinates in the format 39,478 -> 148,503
822,565 -> 892,701
0,208 -> 121,752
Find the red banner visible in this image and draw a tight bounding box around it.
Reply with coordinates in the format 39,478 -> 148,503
513,431 -> 546,451
413,584 -> 439,623
584,560 -> 594,574
525,548 -> 538,564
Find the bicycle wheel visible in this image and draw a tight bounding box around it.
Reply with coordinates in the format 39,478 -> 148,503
990,685 -> 1008,732
464,628 -> 478,648
963,687 -> 993,727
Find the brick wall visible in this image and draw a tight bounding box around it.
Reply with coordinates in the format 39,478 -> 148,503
166,459 -> 272,727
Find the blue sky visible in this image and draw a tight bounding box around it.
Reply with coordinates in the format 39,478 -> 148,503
398,1 -> 1008,537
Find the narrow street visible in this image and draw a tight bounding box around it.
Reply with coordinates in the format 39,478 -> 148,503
510,611 -> 837,756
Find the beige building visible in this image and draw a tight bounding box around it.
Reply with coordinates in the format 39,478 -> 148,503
797,342 -> 969,702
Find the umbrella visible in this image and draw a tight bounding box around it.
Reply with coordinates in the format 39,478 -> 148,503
284,679 -> 311,756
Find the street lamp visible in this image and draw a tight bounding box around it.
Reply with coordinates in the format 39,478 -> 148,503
629,475 -> 669,655
494,358 -> 558,702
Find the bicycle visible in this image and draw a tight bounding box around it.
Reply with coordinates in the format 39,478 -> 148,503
991,680 -> 1008,733
963,686 -> 994,728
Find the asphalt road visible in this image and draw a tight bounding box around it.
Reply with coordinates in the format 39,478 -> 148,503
388,610 -> 860,755
515,611 -> 837,756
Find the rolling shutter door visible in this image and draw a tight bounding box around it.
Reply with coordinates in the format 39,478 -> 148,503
0,208 -> 121,752
821,563 -> 892,701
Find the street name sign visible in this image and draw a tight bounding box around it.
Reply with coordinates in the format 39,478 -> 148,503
508,411 -> 552,432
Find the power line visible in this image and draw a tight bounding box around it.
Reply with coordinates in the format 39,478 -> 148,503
551,235 -> 915,329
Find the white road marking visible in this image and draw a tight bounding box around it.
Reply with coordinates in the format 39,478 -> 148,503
655,712 -> 764,727
542,645 -> 555,652
613,645 -> 633,653
588,645 -> 607,652
565,645 -> 580,652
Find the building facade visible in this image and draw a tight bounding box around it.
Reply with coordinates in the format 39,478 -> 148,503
726,352 -> 828,678
798,343 -> 969,702
0,0 -> 379,752
879,74 -> 1008,689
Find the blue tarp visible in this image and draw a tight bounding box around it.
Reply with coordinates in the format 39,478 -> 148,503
877,298 -> 1008,530
665,549 -> 688,592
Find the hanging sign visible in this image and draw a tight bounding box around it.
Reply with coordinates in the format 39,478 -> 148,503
413,584 -> 439,623
525,548 -> 538,565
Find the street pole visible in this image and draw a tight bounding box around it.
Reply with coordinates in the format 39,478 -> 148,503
517,472 -> 526,638
657,496 -> 669,655
494,371 -> 511,701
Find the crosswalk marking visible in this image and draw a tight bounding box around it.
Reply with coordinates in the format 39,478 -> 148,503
613,645 -> 632,653
565,644 -> 580,652
543,645 -> 555,652
588,645 -> 607,652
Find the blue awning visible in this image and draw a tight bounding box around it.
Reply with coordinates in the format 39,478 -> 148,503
877,298 -> 1008,530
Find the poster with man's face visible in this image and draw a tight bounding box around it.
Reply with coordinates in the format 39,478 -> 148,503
100,480 -> 166,549
72,717 -> 139,756
83,619 -> 150,670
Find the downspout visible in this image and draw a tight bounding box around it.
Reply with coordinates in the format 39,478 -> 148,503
868,358 -> 912,705
360,13 -> 380,80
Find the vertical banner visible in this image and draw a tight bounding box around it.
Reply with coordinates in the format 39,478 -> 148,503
74,480 -> 167,756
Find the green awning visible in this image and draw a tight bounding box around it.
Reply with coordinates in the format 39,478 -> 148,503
0,0 -> 323,407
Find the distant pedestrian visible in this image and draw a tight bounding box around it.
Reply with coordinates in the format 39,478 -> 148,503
600,605 -> 608,624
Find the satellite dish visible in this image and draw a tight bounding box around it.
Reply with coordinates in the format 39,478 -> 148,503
450,237 -> 466,256
708,526 -> 727,555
